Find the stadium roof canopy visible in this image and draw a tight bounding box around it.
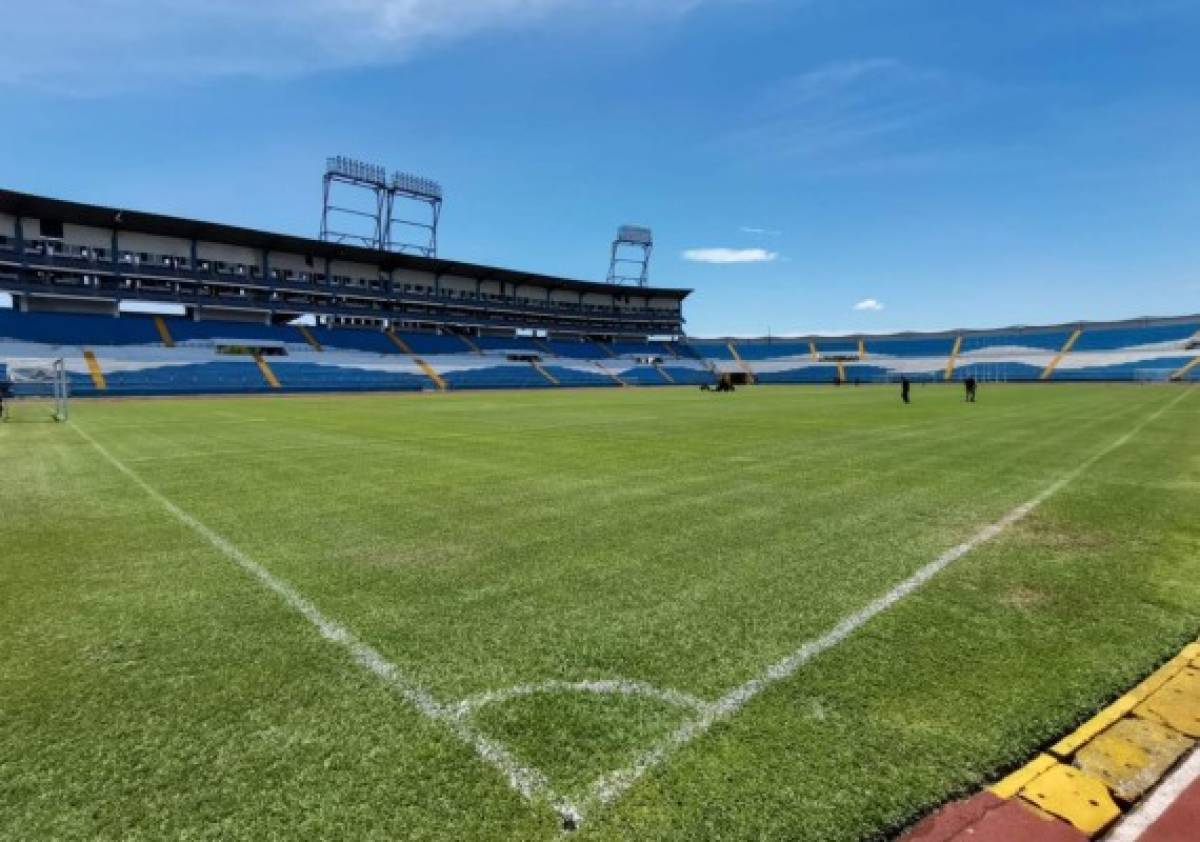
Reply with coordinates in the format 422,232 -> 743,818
0,189 -> 692,300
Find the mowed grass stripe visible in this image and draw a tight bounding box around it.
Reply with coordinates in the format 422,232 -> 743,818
3,385 -> 1197,841
89,388 -> 1148,700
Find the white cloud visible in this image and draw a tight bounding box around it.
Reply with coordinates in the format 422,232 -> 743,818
739,226 -> 781,236
853,298 -> 884,311
1,1 -> 713,94
723,57 -> 975,169
682,247 -> 779,264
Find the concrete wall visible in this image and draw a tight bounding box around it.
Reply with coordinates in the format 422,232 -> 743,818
196,241 -> 259,266
330,260 -> 380,282
60,223 -> 113,249
270,251 -> 315,273
120,231 -> 191,258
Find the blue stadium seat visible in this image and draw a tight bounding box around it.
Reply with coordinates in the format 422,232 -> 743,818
1072,323 -> 1199,352
545,340 -> 607,359
0,310 -> 161,346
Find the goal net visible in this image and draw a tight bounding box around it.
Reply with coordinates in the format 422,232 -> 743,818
1,359 -> 70,423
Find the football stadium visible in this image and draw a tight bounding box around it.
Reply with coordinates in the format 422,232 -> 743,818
2,178 -> 1199,842
4,5 -> 1200,840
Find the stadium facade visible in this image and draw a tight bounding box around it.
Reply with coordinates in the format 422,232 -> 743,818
0,189 -> 689,338
1,189 -> 1198,396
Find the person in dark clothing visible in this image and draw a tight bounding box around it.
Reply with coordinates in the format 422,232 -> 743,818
964,376 -> 977,402
900,375 -> 911,404
0,379 -> 11,421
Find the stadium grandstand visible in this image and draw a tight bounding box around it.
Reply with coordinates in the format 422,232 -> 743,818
0,189 -> 1197,398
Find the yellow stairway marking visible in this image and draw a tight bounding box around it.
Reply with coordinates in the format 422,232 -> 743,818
594,360 -> 628,386
1169,355 -> 1200,381
153,316 -> 175,348
457,333 -> 483,354
533,338 -> 554,356
652,361 -> 675,383
1017,761 -> 1120,836
252,352 -> 281,389
1052,642 -> 1200,757
83,350 -> 107,390
1072,716 -> 1192,802
858,338 -> 867,359
944,335 -> 963,381
531,361 -> 559,385
727,342 -> 755,377
415,358 -> 448,392
297,325 -> 323,351
386,330 -> 414,355
598,341 -> 618,358
836,361 -> 847,382
1041,328 -> 1082,380
809,340 -> 819,360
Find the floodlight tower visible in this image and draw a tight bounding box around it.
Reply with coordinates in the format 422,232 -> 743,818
607,225 -> 653,287
320,156 -> 390,249
386,171 -> 443,257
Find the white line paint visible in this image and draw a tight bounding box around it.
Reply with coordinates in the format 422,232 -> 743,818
70,386 -> 1192,832
70,423 -> 582,826
455,680 -> 710,718
581,387 -> 1194,817
1105,747 -> 1200,842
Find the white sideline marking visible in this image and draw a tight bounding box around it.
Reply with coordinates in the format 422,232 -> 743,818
70,423 -> 582,825
1105,747 -> 1200,842
69,387 -> 1192,831
455,680 -> 709,718
581,387 -> 1194,817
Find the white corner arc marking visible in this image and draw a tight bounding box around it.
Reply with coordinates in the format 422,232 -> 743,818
582,387 -> 1194,814
70,386 -> 1192,831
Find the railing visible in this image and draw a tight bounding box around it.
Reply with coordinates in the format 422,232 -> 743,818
0,273 -> 683,334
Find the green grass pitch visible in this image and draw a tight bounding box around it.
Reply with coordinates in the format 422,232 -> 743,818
2,384 -> 1198,840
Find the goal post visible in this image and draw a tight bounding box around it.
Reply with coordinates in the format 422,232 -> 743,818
1,358 -> 70,423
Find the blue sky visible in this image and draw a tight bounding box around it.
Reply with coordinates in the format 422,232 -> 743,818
2,0 -> 1198,336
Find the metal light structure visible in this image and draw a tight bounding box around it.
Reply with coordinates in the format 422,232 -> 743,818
386,170 -> 443,257
320,156 -> 390,249
320,158 -> 444,256
607,225 -> 653,287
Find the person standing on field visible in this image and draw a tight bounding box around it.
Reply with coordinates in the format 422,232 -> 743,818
965,376 -> 977,402
900,375 -> 911,404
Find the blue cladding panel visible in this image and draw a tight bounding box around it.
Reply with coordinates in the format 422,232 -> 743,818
868,338 -> 956,357
734,342 -> 812,361
318,328 -> 400,355
541,366 -> 617,387
815,339 -> 859,354
1072,323 -> 1199,352
475,336 -> 543,352
397,332 -> 471,355
271,362 -> 427,390
0,310 -> 161,345
619,366 -> 671,385
659,366 -> 712,385
545,340 -> 606,359
952,362 -> 1044,380
442,365 -> 552,389
960,330 -> 1073,353
1051,358 -> 1193,381
686,341 -> 735,360
169,319 -> 294,344
755,366 -> 842,384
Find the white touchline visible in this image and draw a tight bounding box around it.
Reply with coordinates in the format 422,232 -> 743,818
1105,747 -> 1200,842
581,387 -> 1195,816
69,386 -> 1192,833
70,424 -> 584,827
